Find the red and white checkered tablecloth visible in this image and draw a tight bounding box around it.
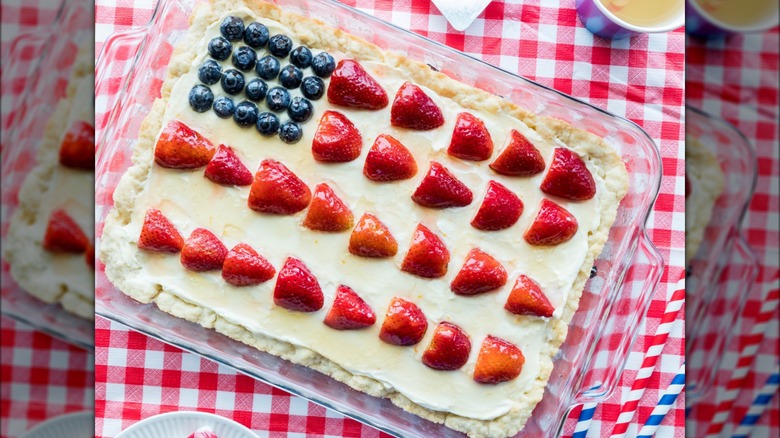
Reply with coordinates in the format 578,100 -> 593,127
93,1 -> 686,437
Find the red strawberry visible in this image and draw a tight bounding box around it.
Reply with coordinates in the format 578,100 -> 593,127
421,322 -> 471,371
42,209 -> 88,253
379,297 -> 428,346
685,175 -> 690,198
489,130 -> 545,177
450,248 -> 507,296
524,199 -> 578,246
447,113 -> 493,161
180,228 -> 228,271
86,244 -> 95,269
473,335 -> 525,384
303,183 -> 354,232
401,224 -> 449,278
504,274 -> 554,317
154,120 -> 216,169
363,134 -> 417,182
324,285 -> 376,330
204,145 -> 253,186
348,213 -> 398,258
540,147 -> 596,200
188,428 -> 217,438
471,181 -> 523,231
311,111 -> 362,162
221,243 -> 276,286
273,257 -> 324,312
137,209 -> 184,253
412,162 -> 473,208
248,159 -> 311,215
59,121 -> 94,169
327,59 -> 388,110
390,82 -> 444,130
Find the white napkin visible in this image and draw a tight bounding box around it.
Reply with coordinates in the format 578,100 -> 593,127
431,0 -> 494,31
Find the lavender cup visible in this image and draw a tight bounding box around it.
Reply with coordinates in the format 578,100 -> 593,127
576,0 -> 685,39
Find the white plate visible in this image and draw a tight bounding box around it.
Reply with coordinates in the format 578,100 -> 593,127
115,411 -> 259,438
20,411 -> 93,438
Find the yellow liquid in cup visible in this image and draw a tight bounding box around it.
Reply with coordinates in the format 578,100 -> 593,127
599,0 -> 684,27
695,0 -> 779,27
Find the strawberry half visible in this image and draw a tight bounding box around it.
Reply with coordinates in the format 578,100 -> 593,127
86,244 -> 95,269
422,322 -> 471,371
204,145 -> 253,186
42,209 -> 88,253
59,121 -> 94,170
447,113 -> 493,161
154,120 -> 216,169
221,243 -> 276,286
450,248 -> 507,296
540,147 -> 596,200
137,209 -> 184,253
311,111 -> 363,162
363,134 -> 417,182
401,224 -> 449,278
471,181 -> 523,231
303,183 -> 354,232
473,335 -> 525,384
379,297 -> 428,346
390,82 -> 444,130
180,228 -> 228,272
327,59 -> 388,110
524,199 -> 578,246
504,274 -> 554,317
348,213 -> 398,258
188,427 -> 217,438
412,162 -> 473,209
273,257 -> 324,312
324,285 -> 376,330
248,159 -> 311,215
489,130 -> 545,177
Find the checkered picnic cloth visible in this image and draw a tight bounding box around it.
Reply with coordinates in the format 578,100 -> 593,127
93,0 -> 686,437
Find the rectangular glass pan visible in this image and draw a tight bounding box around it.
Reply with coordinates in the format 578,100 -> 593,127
94,0 -> 664,435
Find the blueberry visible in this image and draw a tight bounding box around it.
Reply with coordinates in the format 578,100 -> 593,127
266,87 -> 291,112
208,36 -> 232,61
289,46 -> 313,69
256,112 -> 280,136
220,16 -> 245,41
311,52 -> 335,77
198,59 -> 222,85
268,34 -> 293,58
287,97 -> 313,123
279,65 -> 303,89
232,46 -> 257,71
221,69 -> 245,95
213,96 -> 235,118
245,78 -> 268,102
243,22 -> 269,48
300,76 -> 325,100
188,84 -> 214,112
256,55 -> 281,80
279,120 -> 303,144
233,101 -> 259,127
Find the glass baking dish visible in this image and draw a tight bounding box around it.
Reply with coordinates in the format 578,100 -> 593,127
94,0 -> 664,435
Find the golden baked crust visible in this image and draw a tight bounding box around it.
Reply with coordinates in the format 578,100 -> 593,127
685,135 -> 724,265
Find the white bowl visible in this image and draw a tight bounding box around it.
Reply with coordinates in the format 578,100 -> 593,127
20,411 -> 93,438
115,411 -> 259,438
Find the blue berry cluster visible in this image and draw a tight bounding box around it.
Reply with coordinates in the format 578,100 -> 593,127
188,16 -> 336,144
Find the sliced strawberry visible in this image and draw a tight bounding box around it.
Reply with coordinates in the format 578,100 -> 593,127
154,120 -> 216,169
401,224 -> 449,278
540,147 -> 596,200
363,134 -> 417,182
42,209 -> 88,253
379,297 -> 428,346
303,183 -> 354,232
324,285 -> 376,330
273,257 -> 324,312
204,144 -> 253,186
137,209 -> 184,253
390,82 -> 444,130
504,274 -> 555,317
188,427 -> 217,438
422,322 -> 471,371
311,111 -> 362,162
450,248 -> 507,296
327,59 -> 388,109
86,244 -> 95,269
489,130 -> 545,177
411,162 -> 473,208
348,213 -> 398,258
471,181 -> 523,231
221,243 -> 276,286
473,335 -> 525,384
447,113 -> 493,161
59,121 -> 94,169
524,199 -> 578,246
180,228 -> 228,271
248,159 -> 311,215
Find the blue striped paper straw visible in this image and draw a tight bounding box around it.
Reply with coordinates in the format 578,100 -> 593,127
730,363 -> 780,438
636,362 -> 685,438
572,401 -> 598,438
